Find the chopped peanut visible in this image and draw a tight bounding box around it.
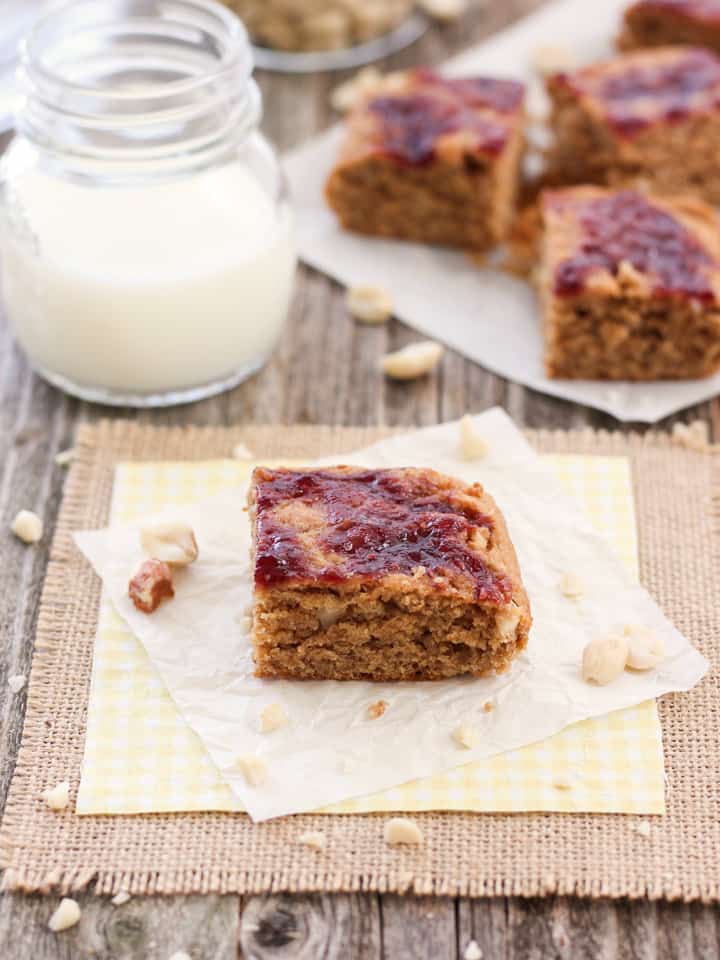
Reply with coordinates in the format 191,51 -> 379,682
232,442 -> 255,460
384,817 -> 423,845
672,420 -> 712,453
381,341 -> 444,380
11,509 -> 43,544
260,702 -> 288,734
633,820 -> 651,838
452,724 -> 477,750
140,522 -> 198,566
346,285 -> 393,324
297,830 -> 327,851
54,448 -> 75,467
128,559 -> 174,614
459,415 -> 488,460
464,941 -> 483,960
483,701 -> 493,713
48,898 -> 81,932
624,625 -> 666,671
236,754 -> 267,787
582,634 -> 628,685
7,674 -> 26,694
559,572 -> 584,598
367,699 -> 388,719
419,0 -> 468,21
530,43 -> 576,75
111,890 -> 131,906
42,781 -> 70,811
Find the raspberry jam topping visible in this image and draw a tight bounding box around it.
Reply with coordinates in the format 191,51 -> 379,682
552,191 -> 715,300
370,71 -> 524,165
253,468 -> 511,603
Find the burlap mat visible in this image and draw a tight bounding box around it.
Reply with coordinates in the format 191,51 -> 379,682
1,421 -> 717,901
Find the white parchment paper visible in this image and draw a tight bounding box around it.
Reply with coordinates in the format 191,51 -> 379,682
74,409 -> 708,821
283,0 -> 720,422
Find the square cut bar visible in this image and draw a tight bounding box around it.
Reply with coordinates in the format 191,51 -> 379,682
546,46 -> 720,203
248,466 -> 531,682
538,185 -> 720,380
325,68 -> 526,251
620,1 -> 720,55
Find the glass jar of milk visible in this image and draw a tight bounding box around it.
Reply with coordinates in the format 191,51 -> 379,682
0,0 -> 296,406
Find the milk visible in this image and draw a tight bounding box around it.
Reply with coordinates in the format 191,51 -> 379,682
0,161 -> 296,396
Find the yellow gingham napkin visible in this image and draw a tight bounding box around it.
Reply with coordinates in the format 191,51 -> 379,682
77,454 -> 664,816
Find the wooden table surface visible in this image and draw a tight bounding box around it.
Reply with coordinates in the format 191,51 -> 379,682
1,1 -> 719,956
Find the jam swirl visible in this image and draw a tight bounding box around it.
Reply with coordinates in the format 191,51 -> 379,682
253,468 -> 510,604
369,70 -> 524,165
552,190 -> 715,300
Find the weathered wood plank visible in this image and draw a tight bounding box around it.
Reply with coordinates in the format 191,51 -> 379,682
0,891 -> 238,959
239,893 -> 382,959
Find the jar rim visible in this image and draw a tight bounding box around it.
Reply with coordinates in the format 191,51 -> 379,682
22,0 -> 253,102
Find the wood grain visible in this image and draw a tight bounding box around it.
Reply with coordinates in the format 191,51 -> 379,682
1,0 -> 719,956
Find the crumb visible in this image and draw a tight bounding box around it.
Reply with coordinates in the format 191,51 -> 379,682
552,775 -> 574,791
259,702 -> 288,733
671,421 -> 713,453
384,817 -> 423,845
233,442 -> 255,460
54,448 -> 75,467
346,285 -> 393,324
111,890 -> 131,906
297,830 -> 327,851
48,898 -> 81,932
632,820 -> 651,838
128,558 -> 174,614
459,415 -> 488,460
11,509 -> 43,544
42,781 -> 70,811
368,699 -> 388,720
381,341 -> 444,379
140,522 -> 198,566
7,674 -> 26,694
582,634 -> 628,685
464,941 -> 483,960
559,572 -> 584,598
483,701 -> 493,713
452,724 -> 477,749
236,754 -> 267,787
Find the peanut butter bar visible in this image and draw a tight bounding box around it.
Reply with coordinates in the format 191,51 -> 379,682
248,466 -> 531,681
325,68 -> 526,251
546,46 -> 720,202
620,1 -> 720,55
538,185 -> 720,380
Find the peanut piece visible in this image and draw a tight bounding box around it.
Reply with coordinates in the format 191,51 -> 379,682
530,43 -> 576,75
11,509 -> 43,544
140,522 -> 198,566
346,285 -> 393,324
297,830 -> 327,851
559,572 -> 584,598
452,724 -> 477,750
42,780 -> 70,811
381,341 -> 444,380
464,941 -> 483,960
111,890 -> 131,906
459,415 -> 488,460
129,559 -> 174,614
48,898 -> 81,932
483,701 -> 493,713
367,699 -> 388,719
623,625 -> 666,671
232,441 -> 254,460
633,820 -> 651,838
236,754 -> 267,787
7,674 -> 26,694
672,420 -> 711,453
419,0 -> 468,21
54,448 -> 75,467
260,702 -> 288,733
582,634 -> 629,685
384,817 -> 423,845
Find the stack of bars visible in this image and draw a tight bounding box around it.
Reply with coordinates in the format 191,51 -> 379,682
323,5 -> 720,382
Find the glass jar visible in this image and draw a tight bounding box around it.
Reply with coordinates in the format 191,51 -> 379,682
0,0 -> 296,407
